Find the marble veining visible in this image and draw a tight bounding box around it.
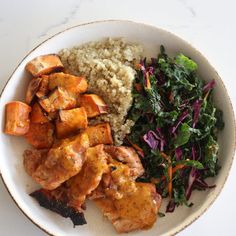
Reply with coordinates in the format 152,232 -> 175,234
177,0 -> 196,17
37,1 -> 82,39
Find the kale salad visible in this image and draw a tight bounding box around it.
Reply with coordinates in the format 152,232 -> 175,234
126,46 -> 224,213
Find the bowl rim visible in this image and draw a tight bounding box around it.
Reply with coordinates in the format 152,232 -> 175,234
0,19 -> 235,236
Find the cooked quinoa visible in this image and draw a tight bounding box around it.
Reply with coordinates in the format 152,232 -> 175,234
59,38 -> 143,145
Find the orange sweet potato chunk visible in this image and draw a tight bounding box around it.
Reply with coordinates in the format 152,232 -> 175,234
25,77 -> 42,104
5,101 -> 31,136
30,103 -> 49,124
83,123 -> 113,146
80,94 -> 108,118
25,54 -> 64,77
36,75 -> 49,98
39,87 -> 76,113
48,72 -> 88,94
25,122 -> 54,149
56,107 -> 88,138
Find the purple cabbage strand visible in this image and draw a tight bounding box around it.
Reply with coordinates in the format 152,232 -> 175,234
143,128 -> 166,151
166,200 -> 176,213
175,147 -> 183,161
171,110 -> 189,134
192,99 -> 202,128
203,79 -> 215,93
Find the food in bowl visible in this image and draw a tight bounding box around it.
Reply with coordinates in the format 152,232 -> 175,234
59,38 -> 143,145
126,46 -> 224,212
3,38 -> 223,233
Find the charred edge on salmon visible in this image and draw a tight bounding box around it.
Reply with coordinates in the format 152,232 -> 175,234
30,189 -> 87,226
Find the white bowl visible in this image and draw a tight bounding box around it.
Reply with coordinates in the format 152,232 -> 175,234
0,20 -> 235,236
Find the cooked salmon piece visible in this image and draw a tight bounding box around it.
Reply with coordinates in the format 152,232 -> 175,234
4,101 -> 31,136
94,183 -> 162,233
92,154 -> 162,233
102,159 -> 137,200
39,87 -> 76,113
48,72 -> 88,94
30,188 -> 87,226
79,94 -> 108,118
65,145 -> 109,209
25,54 -> 64,77
89,157 -> 137,201
32,133 -> 89,190
29,145 -> 108,223
56,107 -> 88,138
23,149 -> 48,176
104,146 -> 144,179
25,122 -> 54,149
83,123 -> 113,146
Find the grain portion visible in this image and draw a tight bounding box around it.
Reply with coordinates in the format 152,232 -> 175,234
59,38 -> 143,145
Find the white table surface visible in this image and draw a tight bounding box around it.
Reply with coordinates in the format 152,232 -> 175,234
0,0 -> 235,235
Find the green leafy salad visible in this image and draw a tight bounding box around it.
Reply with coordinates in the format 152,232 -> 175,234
126,46 -> 224,212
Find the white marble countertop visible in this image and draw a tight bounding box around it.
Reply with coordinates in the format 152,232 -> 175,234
0,0 -> 235,235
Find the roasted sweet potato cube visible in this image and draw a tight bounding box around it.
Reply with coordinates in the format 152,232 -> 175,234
39,87 -> 76,113
80,94 -> 108,118
5,101 -> 31,136
48,72 -> 88,94
25,77 -> 42,104
30,103 -> 49,124
83,123 -> 113,146
25,54 -> 64,77
47,111 -> 58,121
25,122 -> 54,149
56,107 -> 88,138
36,75 -> 49,98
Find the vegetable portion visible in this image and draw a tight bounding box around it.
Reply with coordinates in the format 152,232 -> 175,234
80,94 -> 108,118
5,54 -> 110,152
127,46 -> 224,212
25,77 -> 42,104
36,75 -> 49,98
25,54 -> 64,77
39,87 -> 77,113
56,107 -> 88,138
4,101 -> 31,135
30,103 -> 49,124
84,123 -> 113,146
25,122 -> 54,149
48,72 -> 88,94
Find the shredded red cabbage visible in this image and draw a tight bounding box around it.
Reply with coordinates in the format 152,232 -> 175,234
186,168 -> 199,200
148,66 -> 154,75
191,145 -> 196,160
128,47 -> 223,214
171,110 -> 189,134
185,145 -> 198,200
203,79 -> 215,93
166,200 -> 176,213
156,128 -> 166,151
143,131 -> 159,150
143,128 -> 166,151
192,99 -> 202,128
194,178 -> 216,190
175,147 -> 183,161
